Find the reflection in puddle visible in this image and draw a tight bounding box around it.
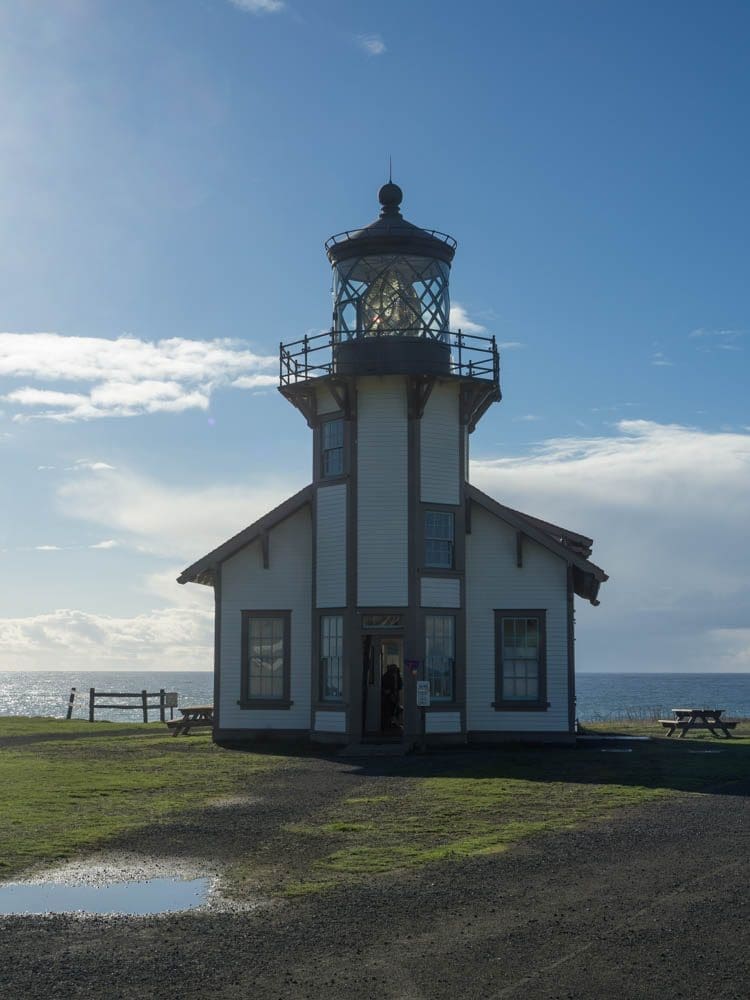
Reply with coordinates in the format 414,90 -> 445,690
0,877 -> 211,916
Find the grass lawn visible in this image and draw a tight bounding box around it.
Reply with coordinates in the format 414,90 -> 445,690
2,717 -> 749,896
275,721 -> 750,894
0,717 -> 286,879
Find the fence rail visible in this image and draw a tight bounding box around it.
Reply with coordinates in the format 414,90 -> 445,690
83,688 -> 177,723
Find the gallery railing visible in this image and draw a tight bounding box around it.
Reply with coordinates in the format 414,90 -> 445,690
279,328 -> 500,387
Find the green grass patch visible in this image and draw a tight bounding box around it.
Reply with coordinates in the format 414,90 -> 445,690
279,721 -> 750,894
0,717 -> 285,879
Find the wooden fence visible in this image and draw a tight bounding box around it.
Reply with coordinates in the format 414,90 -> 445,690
84,688 -> 178,723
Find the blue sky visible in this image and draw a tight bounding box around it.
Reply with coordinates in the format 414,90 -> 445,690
0,0 -> 748,673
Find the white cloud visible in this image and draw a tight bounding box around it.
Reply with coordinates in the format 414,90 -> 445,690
0,607 -> 213,672
57,466 -> 306,561
471,420 -> 750,672
0,333 -> 276,421
229,0 -> 284,12
34,544 -> 62,551
689,328 -> 744,340
90,539 -> 118,549
690,328 -> 744,354
357,34 -> 386,56
71,460 -> 116,472
449,304 -> 523,349
231,374 -> 280,389
651,352 -> 673,367
450,303 -> 486,334
513,414 -> 541,423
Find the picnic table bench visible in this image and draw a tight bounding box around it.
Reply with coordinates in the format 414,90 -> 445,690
166,705 -> 214,736
659,708 -> 738,739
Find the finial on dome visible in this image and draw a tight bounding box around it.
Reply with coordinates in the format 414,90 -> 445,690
378,179 -> 403,217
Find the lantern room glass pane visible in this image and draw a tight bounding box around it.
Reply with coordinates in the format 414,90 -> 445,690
333,254 -> 450,340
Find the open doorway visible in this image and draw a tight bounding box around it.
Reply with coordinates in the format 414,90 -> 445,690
362,635 -> 404,737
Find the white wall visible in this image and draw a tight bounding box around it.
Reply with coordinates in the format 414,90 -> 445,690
316,484 -> 347,607
420,381 -> 460,505
466,505 -> 570,732
314,710 -> 347,733
316,384 -> 341,415
425,711 -> 462,733
421,576 -> 461,608
219,506 -> 312,731
357,376 -> 409,606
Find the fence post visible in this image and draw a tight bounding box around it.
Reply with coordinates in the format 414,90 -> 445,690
66,687 -> 76,720
159,689 -> 166,724
89,687 -> 95,723
141,689 -> 148,724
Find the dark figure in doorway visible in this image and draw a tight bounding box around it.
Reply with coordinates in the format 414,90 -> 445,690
381,663 -> 403,731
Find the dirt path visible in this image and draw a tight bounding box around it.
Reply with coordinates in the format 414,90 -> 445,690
2,761 -> 749,999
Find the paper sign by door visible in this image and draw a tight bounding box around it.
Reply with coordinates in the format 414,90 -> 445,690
416,681 -> 431,707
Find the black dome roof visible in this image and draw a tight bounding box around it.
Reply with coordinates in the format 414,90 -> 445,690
325,182 -> 457,266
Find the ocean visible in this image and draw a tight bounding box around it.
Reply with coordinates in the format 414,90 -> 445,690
1,670 -> 750,722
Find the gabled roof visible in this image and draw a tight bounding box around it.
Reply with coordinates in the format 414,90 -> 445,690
466,483 -> 608,605
177,485 -> 313,587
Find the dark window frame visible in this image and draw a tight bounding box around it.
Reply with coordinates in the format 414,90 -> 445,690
319,613 -> 345,703
320,416 -> 346,481
424,509 -> 455,570
493,609 -> 548,712
425,612 -> 456,703
240,610 -> 292,709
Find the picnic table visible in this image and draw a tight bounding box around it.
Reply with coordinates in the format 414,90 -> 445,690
659,708 -> 738,739
166,705 -> 214,736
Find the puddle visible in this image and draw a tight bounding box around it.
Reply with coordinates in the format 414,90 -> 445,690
0,877 -> 211,916
688,750 -> 723,755
599,748 -> 633,753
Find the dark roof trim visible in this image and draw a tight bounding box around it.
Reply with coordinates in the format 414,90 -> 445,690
466,483 -> 608,605
177,484 -> 313,588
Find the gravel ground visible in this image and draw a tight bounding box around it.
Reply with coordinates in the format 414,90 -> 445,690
2,753 -> 749,1000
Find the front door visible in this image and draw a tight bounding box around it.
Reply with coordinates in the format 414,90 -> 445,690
362,635 -> 404,736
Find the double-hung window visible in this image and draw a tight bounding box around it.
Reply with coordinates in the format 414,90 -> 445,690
320,615 -> 344,701
425,614 -> 454,701
424,511 -> 454,569
494,611 -> 547,710
241,611 -> 291,707
321,419 -> 344,479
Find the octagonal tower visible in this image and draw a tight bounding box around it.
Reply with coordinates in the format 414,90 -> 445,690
279,182 -> 501,744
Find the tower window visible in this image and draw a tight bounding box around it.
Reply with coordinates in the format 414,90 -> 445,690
320,615 -> 344,701
425,614 -> 455,701
321,418 -> 344,479
424,511 -> 454,568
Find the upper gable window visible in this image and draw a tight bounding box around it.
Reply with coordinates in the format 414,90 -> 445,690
321,418 -> 344,479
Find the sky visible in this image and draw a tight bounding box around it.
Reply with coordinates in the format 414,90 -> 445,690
0,0 -> 748,674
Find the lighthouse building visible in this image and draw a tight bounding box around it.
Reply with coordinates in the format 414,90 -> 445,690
179,183 -> 607,746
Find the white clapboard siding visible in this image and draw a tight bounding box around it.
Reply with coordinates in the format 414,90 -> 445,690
219,507 -> 312,731
314,710 -> 347,733
420,381 -> 460,504
466,505 -> 569,733
425,711 -> 462,733
316,385 -> 341,415
357,377 -> 409,606
316,484 -> 347,607
420,576 -> 461,608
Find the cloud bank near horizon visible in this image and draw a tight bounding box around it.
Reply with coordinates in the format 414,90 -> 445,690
1,419 -> 747,674
472,419 -> 750,673
0,333 -> 277,421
